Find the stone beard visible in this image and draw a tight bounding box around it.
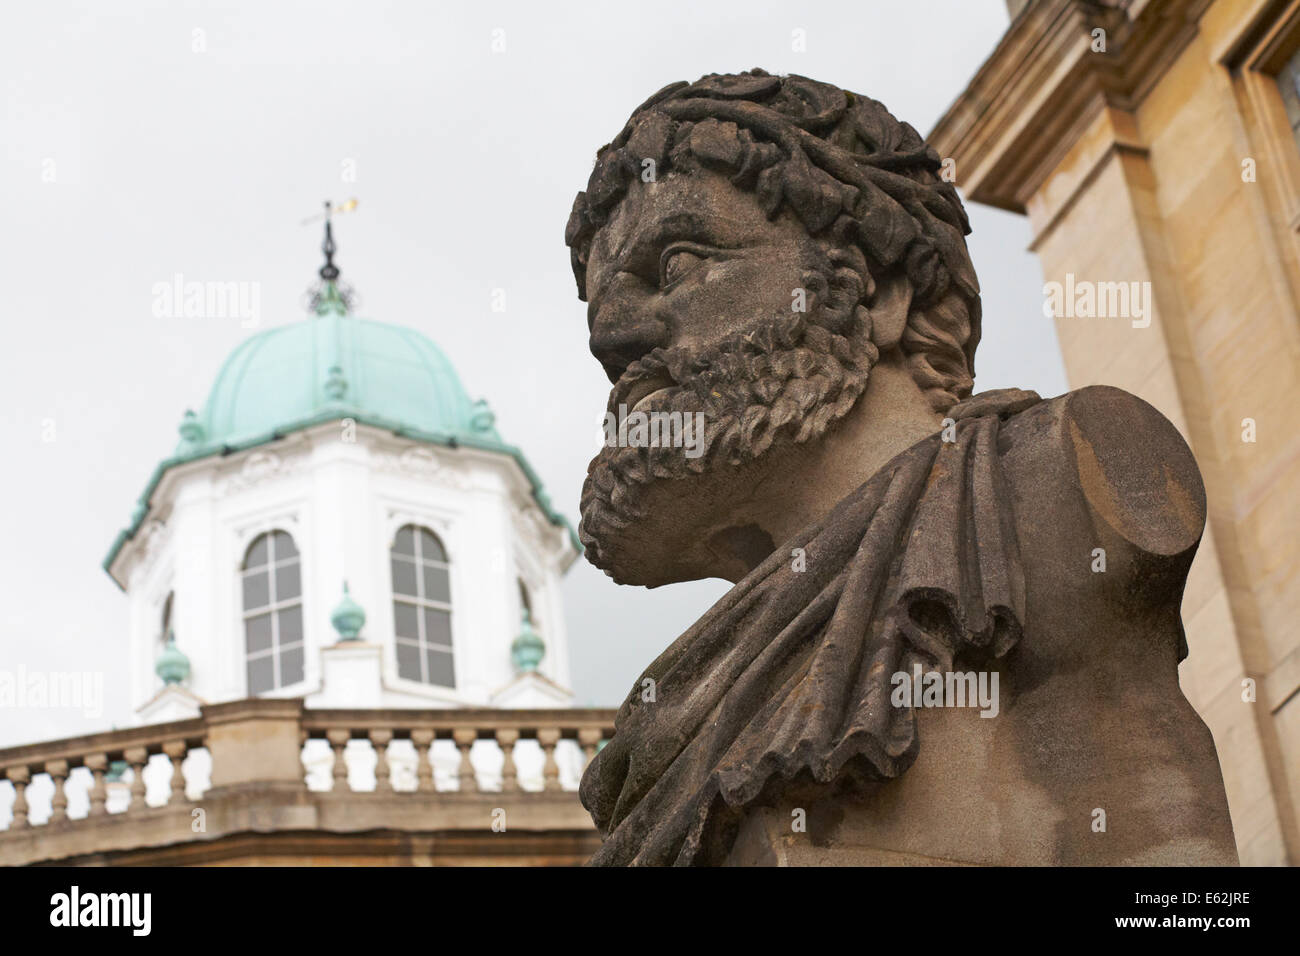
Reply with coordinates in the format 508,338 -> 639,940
564,70 -> 1237,867
579,254 -> 878,579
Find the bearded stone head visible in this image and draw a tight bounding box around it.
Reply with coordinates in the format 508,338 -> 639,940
566,70 -> 981,587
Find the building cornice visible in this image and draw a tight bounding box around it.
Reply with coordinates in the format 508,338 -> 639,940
928,0 -> 1210,212
103,413 -> 582,589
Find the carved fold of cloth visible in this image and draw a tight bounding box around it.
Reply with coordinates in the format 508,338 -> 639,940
580,389 -> 1042,866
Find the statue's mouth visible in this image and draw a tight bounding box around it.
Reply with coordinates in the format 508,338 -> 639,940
612,369 -> 677,413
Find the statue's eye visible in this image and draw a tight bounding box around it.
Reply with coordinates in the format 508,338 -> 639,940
659,245 -> 708,289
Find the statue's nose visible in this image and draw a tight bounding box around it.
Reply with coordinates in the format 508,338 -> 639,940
588,274 -> 671,383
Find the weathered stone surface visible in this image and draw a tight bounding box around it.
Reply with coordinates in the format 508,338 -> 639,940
929,0 -> 1300,867
566,70 -> 1237,866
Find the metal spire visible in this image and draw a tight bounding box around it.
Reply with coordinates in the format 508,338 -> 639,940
301,198 -> 359,316
319,201 -> 340,281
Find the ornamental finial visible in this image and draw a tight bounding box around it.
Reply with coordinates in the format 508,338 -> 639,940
319,201 -> 339,281
302,198 -> 359,315
511,608 -> 545,673
330,580 -> 366,642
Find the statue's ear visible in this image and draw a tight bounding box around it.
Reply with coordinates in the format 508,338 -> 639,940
869,275 -> 912,351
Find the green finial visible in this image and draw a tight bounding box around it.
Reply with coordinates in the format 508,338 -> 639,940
309,199 -> 358,317
324,364 -> 348,400
155,630 -> 190,686
314,279 -> 349,317
470,398 -> 495,432
178,409 -> 205,445
330,581 -> 366,641
511,608 -> 545,673
319,201 -> 340,281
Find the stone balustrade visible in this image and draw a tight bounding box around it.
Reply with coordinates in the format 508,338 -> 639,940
0,699 -> 615,865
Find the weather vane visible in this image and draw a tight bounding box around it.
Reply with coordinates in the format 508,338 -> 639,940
302,198 -> 359,314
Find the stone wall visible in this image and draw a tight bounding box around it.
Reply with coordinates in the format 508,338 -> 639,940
931,0 -> 1300,865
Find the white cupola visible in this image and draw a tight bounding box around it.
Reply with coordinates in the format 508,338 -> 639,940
104,207 -> 580,721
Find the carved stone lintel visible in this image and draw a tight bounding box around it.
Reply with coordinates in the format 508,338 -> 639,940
220,450 -> 307,496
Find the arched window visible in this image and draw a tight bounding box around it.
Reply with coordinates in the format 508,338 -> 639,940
241,530 -> 304,695
390,524 -> 453,687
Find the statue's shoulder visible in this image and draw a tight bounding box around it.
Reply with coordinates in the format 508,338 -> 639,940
1004,384 -> 1206,560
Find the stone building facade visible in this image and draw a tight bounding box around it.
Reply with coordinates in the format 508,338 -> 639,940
931,0 -> 1300,865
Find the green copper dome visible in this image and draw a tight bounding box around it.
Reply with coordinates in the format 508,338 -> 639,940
177,304 -> 499,454
104,282 -> 580,582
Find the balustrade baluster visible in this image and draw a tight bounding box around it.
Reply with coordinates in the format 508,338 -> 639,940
411,730 -> 434,793
124,747 -> 148,811
327,730 -> 350,792
163,741 -> 188,805
577,728 -> 603,771
537,729 -> 561,792
85,754 -> 108,818
495,729 -> 520,793
369,729 -> 393,793
46,760 -> 69,823
453,728 -> 478,793
7,767 -> 30,829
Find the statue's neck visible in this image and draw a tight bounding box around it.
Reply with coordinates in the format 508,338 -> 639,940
706,357 -> 944,581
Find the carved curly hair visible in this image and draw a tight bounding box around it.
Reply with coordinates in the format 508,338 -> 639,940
565,69 -> 981,411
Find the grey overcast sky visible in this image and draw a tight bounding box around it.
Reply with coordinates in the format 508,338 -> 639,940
0,0 -> 1066,745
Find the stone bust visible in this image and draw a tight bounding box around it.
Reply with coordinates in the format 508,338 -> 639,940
566,70 -> 1237,866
